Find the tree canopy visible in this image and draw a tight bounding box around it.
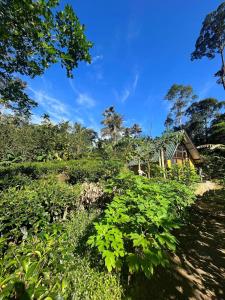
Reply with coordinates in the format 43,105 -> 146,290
185,98 -> 224,144
191,2 -> 225,89
0,0 -> 93,115
164,84 -> 197,128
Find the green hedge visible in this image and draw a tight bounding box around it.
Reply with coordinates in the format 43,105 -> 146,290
0,159 -> 123,190
0,179 -> 80,245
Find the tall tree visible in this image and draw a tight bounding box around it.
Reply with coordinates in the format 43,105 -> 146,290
71,123 -> 97,157
164,113 -> 174,131
101,106 -> 124,143
130,123 -> 142,138
185,98 -> 224,144
164,84 -> 197,128
0,0 -> 93,115
191,2 -> 225,90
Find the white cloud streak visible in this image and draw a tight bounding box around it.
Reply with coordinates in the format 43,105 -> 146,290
29,87 -> 71,122
120,72 -> 139,103
69,80 -> 97,109
91,54 -> 103,64
76,92 -> 96,108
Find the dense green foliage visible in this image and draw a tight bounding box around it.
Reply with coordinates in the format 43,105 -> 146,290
1,1 -> 225,298
164,87 -> 224,147
185,98 -> 225,145
88,172 -> 196,278
0,158 -> 122,190
0,115 -> 96,162
0,179 -> 80,245
0,155 -> 198,298
0,212 -> 122,300
201,148 -> 225,180
0,0 -> 92,115
167,163 -> 200,186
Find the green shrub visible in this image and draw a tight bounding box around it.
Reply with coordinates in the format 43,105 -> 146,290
0,179 -> 80,244
0,159 -> 123,189
88,171 -> 196,278
0,174 -> 32,191
0,212 -> 122,300
67,159 -> 122,184
167,163 -> 200,186
201,150 -> 225,180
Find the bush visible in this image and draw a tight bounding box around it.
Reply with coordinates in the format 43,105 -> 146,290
0,159 -> 123,189
0,212 -> 122,300
67,159 -> 122,184
0,174 -> 33,191
201,149 -> 225,180
0,179 -> 80,244
167,163 -> 200,186
88,171 -> 196,278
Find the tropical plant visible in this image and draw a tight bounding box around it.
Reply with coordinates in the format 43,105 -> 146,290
167,163 -> 200,186
101,106 -> 124,143
0,212 -> 122,300
88,172 -> 195,278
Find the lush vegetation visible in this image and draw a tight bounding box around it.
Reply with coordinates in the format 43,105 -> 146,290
0,0 -> 225,299
0,212 -> 122,300
0,159 -> 198,298
88,172 -> 195,277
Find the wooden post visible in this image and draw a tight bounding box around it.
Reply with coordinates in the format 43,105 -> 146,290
161,148 -> 166,179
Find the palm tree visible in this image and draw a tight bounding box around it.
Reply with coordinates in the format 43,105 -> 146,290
130,123 -> 142,137
101,106 -> 124,143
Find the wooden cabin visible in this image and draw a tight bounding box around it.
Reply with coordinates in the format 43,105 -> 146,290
129,130 -> 202,174
161,130 -> 202,168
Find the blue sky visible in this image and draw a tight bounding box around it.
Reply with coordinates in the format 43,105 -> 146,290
28,0 -> 225,136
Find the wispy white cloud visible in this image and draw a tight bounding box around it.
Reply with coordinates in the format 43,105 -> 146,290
29,87 -> 71,122
118,72 -> 139,103
91,54 -> 103,64
69,80 -> 97,109
132,73 -> 139,91
76,92 -> 96,108
121,89 -> 130,103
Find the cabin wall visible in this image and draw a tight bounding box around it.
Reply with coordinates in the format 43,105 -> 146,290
168,143 -> 196,168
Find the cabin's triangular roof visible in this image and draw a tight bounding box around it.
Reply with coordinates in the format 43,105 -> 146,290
129,130 -> 202,166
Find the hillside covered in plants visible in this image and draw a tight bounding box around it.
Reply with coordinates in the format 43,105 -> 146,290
0,0 -> 225,299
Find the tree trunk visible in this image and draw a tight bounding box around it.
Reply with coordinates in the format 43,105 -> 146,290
220,49 -> 225,90
161,148 -> 166,179
147,161 -> 151,178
